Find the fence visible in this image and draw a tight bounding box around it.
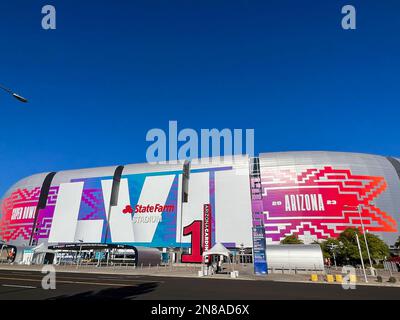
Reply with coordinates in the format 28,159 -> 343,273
383,261 -> 399,273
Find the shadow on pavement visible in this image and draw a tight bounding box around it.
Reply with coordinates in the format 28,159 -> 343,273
47,282 -> 159,300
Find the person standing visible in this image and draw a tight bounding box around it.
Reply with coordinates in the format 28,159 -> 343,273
217,255 -> 223,273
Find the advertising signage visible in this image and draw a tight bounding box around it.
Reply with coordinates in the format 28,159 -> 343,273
252,226 -> 268,275
259,166 -> 397,242
203,204 -> 212,253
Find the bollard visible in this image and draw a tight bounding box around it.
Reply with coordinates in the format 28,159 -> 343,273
311,274 -> 318,282
335,274 -> 343,283
326,275 -> 334,283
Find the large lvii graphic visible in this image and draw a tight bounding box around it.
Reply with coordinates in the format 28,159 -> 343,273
0,166 -> 247,252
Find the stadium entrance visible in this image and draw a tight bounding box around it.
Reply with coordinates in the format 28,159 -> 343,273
48,243 -> 161,267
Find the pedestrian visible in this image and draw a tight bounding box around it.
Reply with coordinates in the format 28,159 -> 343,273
217,255 -> 223,273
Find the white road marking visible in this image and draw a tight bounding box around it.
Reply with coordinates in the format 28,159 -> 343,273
2,284 -> 36,289
0,276 -> 139,287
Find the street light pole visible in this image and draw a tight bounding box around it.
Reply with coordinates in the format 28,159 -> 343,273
0,84 -> 28,103
357,205 -> 373,268
239,243 -> 245,267
355,233 -> 368,283
344,204 -> 373,269
77,239 -> 83,267
328,244 -> 338,269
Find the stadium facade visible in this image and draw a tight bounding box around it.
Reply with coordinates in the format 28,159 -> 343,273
1,151 -> 399,264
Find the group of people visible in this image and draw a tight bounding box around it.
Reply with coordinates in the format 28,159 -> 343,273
1,248 -> 15,263
206,254 -> 225,274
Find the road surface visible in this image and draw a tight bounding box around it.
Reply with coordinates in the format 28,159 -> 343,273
0,269 -> 398,300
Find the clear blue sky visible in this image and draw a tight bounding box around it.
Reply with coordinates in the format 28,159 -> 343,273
0,0 -> 399,195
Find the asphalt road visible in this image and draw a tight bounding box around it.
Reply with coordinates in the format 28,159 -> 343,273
0,269 -> 398,300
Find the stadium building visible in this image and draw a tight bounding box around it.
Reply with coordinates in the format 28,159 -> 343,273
0,151 -> 399,269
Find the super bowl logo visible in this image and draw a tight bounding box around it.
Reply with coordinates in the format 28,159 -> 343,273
260,166 -> 398,242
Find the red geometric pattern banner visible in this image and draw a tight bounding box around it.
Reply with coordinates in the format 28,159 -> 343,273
260,166 -> 398,242
0,187 -> 41,241
0,186 -> 59,242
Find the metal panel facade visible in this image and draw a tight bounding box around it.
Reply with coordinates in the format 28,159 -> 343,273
1,152 -> 399,249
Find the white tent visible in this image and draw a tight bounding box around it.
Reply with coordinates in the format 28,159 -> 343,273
201,243 -> 235,275
202,242 -> 232,258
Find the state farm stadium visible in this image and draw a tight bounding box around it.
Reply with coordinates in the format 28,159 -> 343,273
0,151 -> 399,269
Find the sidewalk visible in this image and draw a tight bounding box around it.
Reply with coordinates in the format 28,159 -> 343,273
0,263 -> 399,288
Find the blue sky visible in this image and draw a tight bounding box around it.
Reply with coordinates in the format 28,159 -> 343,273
0,0 -> 399,195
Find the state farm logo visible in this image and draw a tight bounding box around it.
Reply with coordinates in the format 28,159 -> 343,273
122,204 -> 175,224
122,205 -> 133,214
122,204 -> 175,214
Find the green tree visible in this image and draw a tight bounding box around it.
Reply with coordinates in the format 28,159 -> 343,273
338,228 -> 389,265
280,234 -> 304,244
318,238 -> 342,261
365,232 -> 390,261
338,228 -> 364,264
315,229 -> 390,266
